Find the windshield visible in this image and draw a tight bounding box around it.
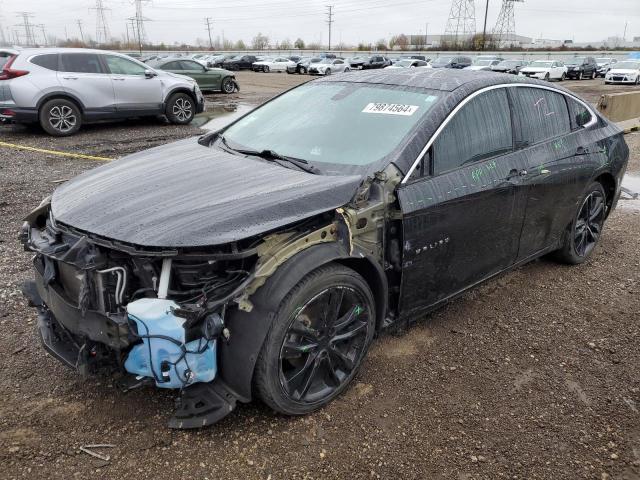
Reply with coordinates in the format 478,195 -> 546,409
596,58 -> 612,64
498,60 -> 519,67
529,61 -> 553,68
221,82 -> 440,172
432,56 -> 453,65
472,59 -> 493,66
566,57 -> 586,65
613,61 -> 640,69
395,60 -> 414,67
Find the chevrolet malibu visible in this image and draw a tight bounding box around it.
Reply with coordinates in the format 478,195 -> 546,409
21,69 -> 628,428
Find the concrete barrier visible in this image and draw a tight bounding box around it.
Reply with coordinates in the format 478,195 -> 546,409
597,91 -> 640,122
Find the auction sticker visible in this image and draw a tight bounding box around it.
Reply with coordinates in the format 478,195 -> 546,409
362,103 -> 419,116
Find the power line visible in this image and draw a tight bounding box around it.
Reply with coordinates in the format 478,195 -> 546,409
205,16 -> 213,49
326,5 -> 333,50
90,0 -> 111,44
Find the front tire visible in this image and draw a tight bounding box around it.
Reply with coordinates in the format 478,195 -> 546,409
578,71 -> 583,80
553,182 -> 607,265
325,68 -> 332,76
560,72 -> 566,81
222,77 -> 235,94
254,264 -> 376,415
544,72 -> 550,81
165,92 -> 195,125
39,98 -> 81,136
263,65 -> 270,73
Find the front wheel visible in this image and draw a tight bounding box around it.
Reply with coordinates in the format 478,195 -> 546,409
578,71 -> 583,80
39,98 -> 82,136
324,68 -> 331,76
560,72 -> 566,81
553,182 -> 606,264
263,65 -> 270,73
544,72 -> 550,81
165,92 -> 195,125
221,77 -> 235,94
254,264 -> 376,415
344,67 -> 350,72
300,67 -> 307,74
591,70 -> 597,79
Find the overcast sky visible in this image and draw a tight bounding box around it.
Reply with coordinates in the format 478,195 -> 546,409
1,0 -> 639,46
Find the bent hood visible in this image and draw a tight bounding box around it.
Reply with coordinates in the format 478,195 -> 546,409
51,138 -> 362,248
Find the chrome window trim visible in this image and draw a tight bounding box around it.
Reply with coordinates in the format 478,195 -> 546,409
401,83 -> 598,184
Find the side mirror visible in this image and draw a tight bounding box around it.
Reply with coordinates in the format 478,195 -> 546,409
144,69 -> 157,78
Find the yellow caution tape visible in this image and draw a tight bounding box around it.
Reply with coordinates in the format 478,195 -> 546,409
0,141 -> 112,161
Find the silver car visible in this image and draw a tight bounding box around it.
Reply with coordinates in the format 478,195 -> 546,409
0,48 -> 204,136
307,58 -> 351,75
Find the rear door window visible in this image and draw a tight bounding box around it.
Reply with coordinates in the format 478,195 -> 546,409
566,97 -> 593,129
162,61 -> 182,70
59,53 -> 104,73
433,88 -> 513,175
31,54 -> 59,70
510,87 -> 571,147
179,60 -> 203,70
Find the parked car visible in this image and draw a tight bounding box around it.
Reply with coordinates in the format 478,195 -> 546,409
430,55 -> 472,69
519,60 -> 567,81
350,55 -> 391,70
491,59 -> 528,74
404,54 -> 428,61
604,60 -> 640,85
221,55 -> 259,71
384,59 -> 429,69
308,58 -> 350,75
595,57 -> 617,77
565,56 -> 598,80
288,56 -> 302,63
286,57 -> 321,74
152,58 -> 238,93
465,59 -> 501,71
252,57 -> 295,73
317,52 -> 337,59
20,69 -> 628,429
211,54 -> 237,68
0,48 -> 204,136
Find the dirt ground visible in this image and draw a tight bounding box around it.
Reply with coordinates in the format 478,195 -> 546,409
0,73 -> 639,480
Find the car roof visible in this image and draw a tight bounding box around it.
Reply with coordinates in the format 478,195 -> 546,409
11,47 -> 129,56
315,68 -> 564,93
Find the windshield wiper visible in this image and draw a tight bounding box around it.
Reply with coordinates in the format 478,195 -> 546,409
219,136 -> 319,174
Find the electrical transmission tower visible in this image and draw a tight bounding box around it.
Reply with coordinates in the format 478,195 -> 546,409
90,0 -> 111,44
205,17 -> 213,49
444,0 -> 476,47
492,0 -> 523,47
325,5 -> 334,51
77,19 -> 85,43
15,12 -> 36,46
131,0 -> 150,48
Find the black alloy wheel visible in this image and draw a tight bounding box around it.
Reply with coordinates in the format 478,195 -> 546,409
255,264 -> 376,415
554,182 -> 607,264
573,189 -> 606,258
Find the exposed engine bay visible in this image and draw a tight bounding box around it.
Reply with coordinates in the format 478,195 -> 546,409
19,163 -> 403,428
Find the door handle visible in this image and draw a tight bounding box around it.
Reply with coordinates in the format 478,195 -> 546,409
506,168 -> 527,180
62,76 -> 78,80
576,146 -> 590,155
113,77 -> 125,81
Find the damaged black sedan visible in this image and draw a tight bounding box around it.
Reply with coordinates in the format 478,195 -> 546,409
21,69 -> 628,428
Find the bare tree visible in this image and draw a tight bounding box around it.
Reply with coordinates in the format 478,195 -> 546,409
252,32 -> 269,50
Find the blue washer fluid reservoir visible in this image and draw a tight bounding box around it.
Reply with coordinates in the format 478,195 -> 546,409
124,298 -> 217,389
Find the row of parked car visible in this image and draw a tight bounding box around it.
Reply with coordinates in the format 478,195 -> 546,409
164,51 -> 638,84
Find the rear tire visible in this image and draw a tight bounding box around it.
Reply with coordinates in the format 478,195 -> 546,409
39,98 -> 82,136
325,68 -> 332,76
578,71 -> 583,80
560,72 -> 566,81
553,182 -> 607,265
544,72 -> 550,81
254,264 -> 376,416
165,92 -> 195,125
591,70 -> 596,79
263,65 -> 270,73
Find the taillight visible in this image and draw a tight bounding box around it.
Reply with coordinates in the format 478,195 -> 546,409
0,55 -> 29,81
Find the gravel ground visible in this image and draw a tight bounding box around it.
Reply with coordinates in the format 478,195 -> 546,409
0,74 -> 639,480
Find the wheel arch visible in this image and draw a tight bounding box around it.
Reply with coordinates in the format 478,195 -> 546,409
36,92 -> 85,114
164,86 -> 197,106
594,171 -> 616,217
219,242 -> 388,402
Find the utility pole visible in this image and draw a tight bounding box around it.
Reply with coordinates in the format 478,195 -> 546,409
325,5 -> 334,51
125,22 -> 130,48
38,24 -> 46,46
425,22 -> 429,47
482,0 -> 489,50
623,21 -> 628,42
0,16 -> 7,46
205,17 -> 213,49
90,0 -> 111,44
77,19 -> 85,43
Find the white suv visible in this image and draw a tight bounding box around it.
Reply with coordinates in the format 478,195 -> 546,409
0,48 -> 204,136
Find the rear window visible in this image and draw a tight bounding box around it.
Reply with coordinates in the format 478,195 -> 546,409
59,53 -> 104,73
31,54 -> 59,70
511,87 -> 571,146
0,52 -> 13,69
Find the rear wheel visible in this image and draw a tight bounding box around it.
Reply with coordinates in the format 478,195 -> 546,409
300,66 -> 307,74
591,70 -> 597,79
39,98 -> 81,136
254,264 -> 376,415
553,182 -> 606,264
165,92 -> 195,125
560,72 -> 566,81
325,68 -> 332,76
263,65 -> 270,73
578,71 -> 583,80
544,72 -> 550,81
